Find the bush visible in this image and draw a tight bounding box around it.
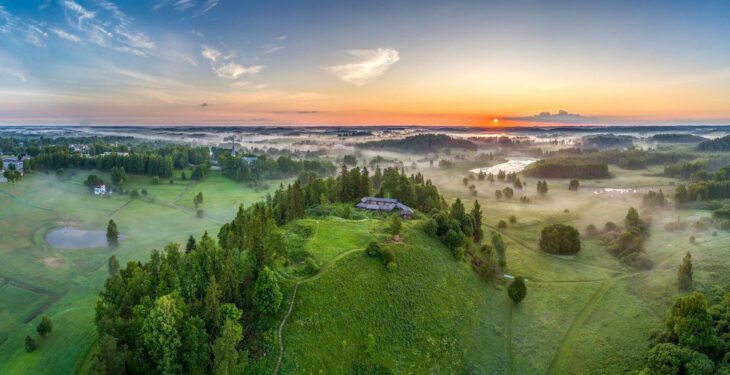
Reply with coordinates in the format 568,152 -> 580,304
585,224 -> 598,237
366,241 -> 382,257
386,261 -> 398,272
305,257 -> 319,274
25,335 -> 36,352
568,179 -> 580,191
508,276 -> 526,303
539,224 -> 581,255
141,189 -> 148,196
151,176 -> 160,185
381,247 -> 396,265
497,220 -> 507,229
130,189 -> 140,198
37,316 -> 52,337
451,246 -> 464,261
509,215 -> 516,224
196,209 -> 204,218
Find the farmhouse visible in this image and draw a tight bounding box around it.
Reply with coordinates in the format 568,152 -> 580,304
94,184 -> 107,196
355,197 -> 414,218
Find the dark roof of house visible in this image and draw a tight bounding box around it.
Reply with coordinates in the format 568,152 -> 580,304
356,197 -> 414,215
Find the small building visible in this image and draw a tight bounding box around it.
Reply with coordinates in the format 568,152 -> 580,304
2,158 -> 25,174
94,184 -> 107,196
355,197 -> 414,218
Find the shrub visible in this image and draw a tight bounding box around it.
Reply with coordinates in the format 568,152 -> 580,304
497,220 -> 507,229
130,189 -> 140,198
305,257 -> 320,274
196,209 -> 204,218
381,247 -> 396,264
422,219 -> 437,237
37,316 -> 52,337
366,241 -> 382,257
452,246 -> 464,261
25,335 -> 36,352
568,179 -> 580,191
585,224 -> 598,237
508,276 -> 526,303
141,189 -> 148,196
495,190 -> 503,199
386,261 -> 397,272
151,176 -> 160,185
689,235 -> 696,244
509,215 -> 516,224
539,224 -> 581,255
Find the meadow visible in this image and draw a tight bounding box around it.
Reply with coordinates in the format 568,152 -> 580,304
0,169 -> 281,374
2,145 -> 729,374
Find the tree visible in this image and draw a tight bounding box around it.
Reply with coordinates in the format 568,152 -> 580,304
366,241 -> 382,256
25,335 -> 36,352
142,294 -> 183,374
677,252 -> 693,291
106,219 -> 119,247
37,316 -> 53,337
390,214 -> 402,236
110,167 -> 126,188
185,235 -> 196,253
90,334 -> 126,375
568,179 -> 580,191
253,267 -> 283,315
130,189 -> 140,198
471,200 -> 483,243
194,192 -> 204,208
492,232 -> 506,268
212,320 -> 247,375
539,224 -> 581,255
108,255 -> 119,276
508,276 -> 526,303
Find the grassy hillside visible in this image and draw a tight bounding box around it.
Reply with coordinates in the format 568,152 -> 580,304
0,169 -> 280,374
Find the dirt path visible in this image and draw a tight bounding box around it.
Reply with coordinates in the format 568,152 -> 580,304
274,282 -> 300,375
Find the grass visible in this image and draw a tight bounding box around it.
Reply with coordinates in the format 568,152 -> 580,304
0,169 -> 280,374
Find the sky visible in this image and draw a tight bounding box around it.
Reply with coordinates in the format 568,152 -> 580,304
1,0 -> 730,126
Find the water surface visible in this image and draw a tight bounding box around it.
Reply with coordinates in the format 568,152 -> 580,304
46,227 -> 124,249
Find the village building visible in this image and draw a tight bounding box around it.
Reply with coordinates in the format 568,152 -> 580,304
355,197 -> 414,218
94,184 -> 107,196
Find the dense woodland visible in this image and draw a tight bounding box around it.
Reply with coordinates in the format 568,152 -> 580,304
357,134 -> 477,153
217,154 -> 335,183
650,133 -> 707,143
522,157 -> 610,178
698,135 -> 730,152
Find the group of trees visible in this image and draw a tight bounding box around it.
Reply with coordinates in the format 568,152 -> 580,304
218,154 -> 335,183
3,169 -> 21,183
568,179 -> 580,191
697,135 -> 730,151
423,198 -> 482,261
93,224 -> 283,373
25,316 -> 53,352
593,207 -> 654,269
522,157 -> 610,179
643,190 -> 667,208
641,291 -> 730,374
536,180 -> 549,194
539,224 -> 581,255
357,134 -> 477,153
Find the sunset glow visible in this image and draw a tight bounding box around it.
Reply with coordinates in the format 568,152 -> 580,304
2,1 -> 730,126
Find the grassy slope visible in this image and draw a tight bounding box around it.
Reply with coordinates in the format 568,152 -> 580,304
0,169 -> 279,374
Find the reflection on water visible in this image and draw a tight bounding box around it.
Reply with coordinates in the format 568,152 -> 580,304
469,158 -> 538,175
46,227 -> 125,249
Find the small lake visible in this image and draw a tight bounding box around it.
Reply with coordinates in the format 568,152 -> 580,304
46,228 -> 125,249
469,158 -> 539,175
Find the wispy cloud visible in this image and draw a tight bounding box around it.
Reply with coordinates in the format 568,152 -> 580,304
215,62 -> 263,79
1,68 -> 27,82
202,45 -> 263,79
263,45 -> 285,54
49,28 -> 82,42
327,48 -> 400,86
0,5 -> 48,47
275,35 -> 287,41
154,0 -> 220,16
60,0 -> 154,56
201,45 -> 221,62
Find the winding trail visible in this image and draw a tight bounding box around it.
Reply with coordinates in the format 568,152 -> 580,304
274,282 -> 300,375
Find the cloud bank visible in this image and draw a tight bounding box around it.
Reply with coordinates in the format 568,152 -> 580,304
506,110 -> 597,124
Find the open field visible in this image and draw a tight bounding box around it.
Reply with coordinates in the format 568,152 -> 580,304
0,169 -> 280,374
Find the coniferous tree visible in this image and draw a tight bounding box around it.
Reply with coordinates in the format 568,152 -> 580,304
678,252 -> 693,291
253,266 -> 282,315
185,235 -> 196,253
108,255 -> 119,276
106,219 -> 119,247
471,200 -> 484,243
37,316 -> 53,337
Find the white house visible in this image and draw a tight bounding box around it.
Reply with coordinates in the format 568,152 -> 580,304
94,184 -> 107,196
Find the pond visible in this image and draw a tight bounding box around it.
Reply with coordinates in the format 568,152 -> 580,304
46,227 -> 125,249
469,158 -> 539,175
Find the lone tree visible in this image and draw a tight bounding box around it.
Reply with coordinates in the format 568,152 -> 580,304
677,252 -> 693,291
568,179 -> 580,191
107,255 -> 119,276
37,316 -> 53,338
25,335 -> 36,352
254,266 -> 283,315
471,200 -> 484,243
539,224 -> 581,255
194,192 -> 204,208
390,214 -> 402,236
106,219 -> 119,248
508,276 -> 527,303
